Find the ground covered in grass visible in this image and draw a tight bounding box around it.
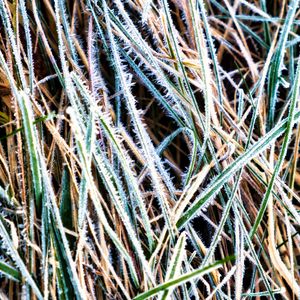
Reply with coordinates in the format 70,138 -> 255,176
0,0 -> 300,299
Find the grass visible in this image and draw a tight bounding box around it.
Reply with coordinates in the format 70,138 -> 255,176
0,0 -> 299,299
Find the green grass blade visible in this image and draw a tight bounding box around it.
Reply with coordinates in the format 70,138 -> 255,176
133,255 -> 235,300
177,109 -> 300,228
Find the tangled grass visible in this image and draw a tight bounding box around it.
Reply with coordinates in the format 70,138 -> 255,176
0,0 -> 300,299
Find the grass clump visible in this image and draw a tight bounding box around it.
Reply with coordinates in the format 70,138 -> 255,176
0,0 -> 299,299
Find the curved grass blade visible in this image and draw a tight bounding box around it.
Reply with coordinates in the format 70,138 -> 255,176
133,255 -> 235,300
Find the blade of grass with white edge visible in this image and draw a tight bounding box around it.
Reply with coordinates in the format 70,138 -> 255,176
53,0 -> 86,123
183,0 -> 213,137
66,106 -> 144,287
250,52 -> 300,240
0,216 -> 43,299
71,95 -> 155,286
11,45 -> 87,298
97,0 -> 191,124
71,72 -> 155,255
197,62 -> 267,270
117,50 -> 178,197
57,0 -> 78,63
93,146 -> 152,267
86,215 -> 132,300
87,0 -> 110,59
67,105 -> 153,287
183,256 -> 200,300
0,0 -> 28,90
119,48 -> 185,128
0,185 -> 19,207
199,172 -> 241,268
267,0 -> 299,130
77,110 -> 94,229
0,21 -> 44,223
161,0 -> 210,183
234,203 -> 245,300
233,205 -> 275,299
41,201 -> 50,300
38,148 -> 86,299
104,1 -> 175,240
150,9 -> 242,235
181,162 -> 242,299
0,260 -> 21,282
141,0 -> 152,23
267,186 -> 300,296
176,107 -> 300,229
245,161 -> 300,224
241,289 -> 285,298
19,0 -> 34,93
206,266 -> 236,300
18,91 -> 85,297
38,125 -> 50,300
159,233 -> 186,300
133,255 -> 235,300
18,91 -> 43,212
0,47 -> 42,210
197,0 -> 224,125
260,0 -> 272,46
31,0 -> 65,87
